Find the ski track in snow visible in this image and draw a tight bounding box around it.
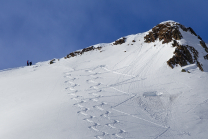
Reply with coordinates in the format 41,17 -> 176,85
63,64 -> 171,139
61,33 -> 208,138
64,69 -> 131,139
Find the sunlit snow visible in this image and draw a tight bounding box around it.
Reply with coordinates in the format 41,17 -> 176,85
0,24 -> 208,139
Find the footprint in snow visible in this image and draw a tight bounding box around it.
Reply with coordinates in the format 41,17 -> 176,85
81,107 -> 89,112
84,118 -> 94,123
90,86 -> 99,90
86,86 -> 100,91
88,89 -> 102,95
86,79 -> 97,83
65,87 -> 69,90
96,83 -> 101,86
68,93 -> 76,96
70,90 -> 79,94
71,97 -> 80,101
64,75 -> 71,78
76,106 -> 89,112
93,106 -> 104,111
74,104 -> 90,113
92,73 -> 100,76
106,120 -> 119,128
95,132 -> 109,139
106,123 -> 116,128
100,111 -> 111,119
69,87 -> 75,90
112,129 -> 128,138
100,102 -> 107,106
66,87 -> 76,91
88,95 -> 103,102
88,92 -> 99,96
112,129 -> 127,138
83,115 -> 95,123
67,90 -> 78,95
88,123 -> 100,132
74,100 -> 87,105
119,129 -> 126,134
94,102 -> 107,107
77,111 -> 88,116
95,95 -> 103,99
85,69 -> 94,73
112,133 -> 123,138
97,89 -> 102,92
64,73 -> 71,75
65,76 -> 77,81
93,76 -> 102,80
88,126 -> 99,132
71,96 -> 82,101
70,84 -> 79,88
89,98 -> 99,102
64,80 -> 72,83
64,80 -> 79,87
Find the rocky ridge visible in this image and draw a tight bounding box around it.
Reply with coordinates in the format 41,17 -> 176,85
50,21 -> 207,72
63,37 -> 127,60
65,46 -> 102,59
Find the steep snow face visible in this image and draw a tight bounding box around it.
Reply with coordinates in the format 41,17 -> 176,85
0,21 -> 208,139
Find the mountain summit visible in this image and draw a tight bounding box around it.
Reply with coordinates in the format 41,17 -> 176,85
62,20 -> 208,72
144,20 -> 208,71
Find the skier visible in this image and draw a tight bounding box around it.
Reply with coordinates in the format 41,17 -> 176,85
30,61 -> 32,66
27,60 -> 29,66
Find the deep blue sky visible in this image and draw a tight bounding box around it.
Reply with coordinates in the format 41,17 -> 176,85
0,0 -> 208,70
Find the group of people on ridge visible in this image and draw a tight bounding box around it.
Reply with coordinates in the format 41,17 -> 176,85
27,60 -> 32,66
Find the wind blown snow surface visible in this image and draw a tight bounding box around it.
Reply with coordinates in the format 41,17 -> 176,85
0,25 -> 208,139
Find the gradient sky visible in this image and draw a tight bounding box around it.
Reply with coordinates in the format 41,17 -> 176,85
0,0 -> 208,70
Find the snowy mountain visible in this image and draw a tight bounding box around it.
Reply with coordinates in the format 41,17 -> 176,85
0,21 -> 208,139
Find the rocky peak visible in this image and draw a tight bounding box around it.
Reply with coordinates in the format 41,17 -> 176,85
144,21 -> 203,44
144,21 -> 208,71
144,21 -> 183,44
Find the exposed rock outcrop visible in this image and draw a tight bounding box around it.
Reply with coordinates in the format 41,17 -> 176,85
113,37 -> 126,45
198,35 -> 202,40
144,22 -> 200,44
167,41 -> 203,71
144,22 -> 183,44
179,25 -> 197,36
200,40 -> 208,53
49,59 -> 55,64
65,46 -> 102,59
204,54 -> 208,60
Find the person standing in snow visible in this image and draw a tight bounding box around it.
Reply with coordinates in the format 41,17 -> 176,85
27,60 -> 29,66
30,61 -> 32,66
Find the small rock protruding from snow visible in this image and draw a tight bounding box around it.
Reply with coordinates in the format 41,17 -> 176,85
64,46 -> 102,59
113,37 -> 126,45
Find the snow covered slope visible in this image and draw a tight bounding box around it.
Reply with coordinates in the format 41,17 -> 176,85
0,21 -> 208,139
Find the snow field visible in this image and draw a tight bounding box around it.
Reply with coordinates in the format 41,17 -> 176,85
0,28 -> 208,139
